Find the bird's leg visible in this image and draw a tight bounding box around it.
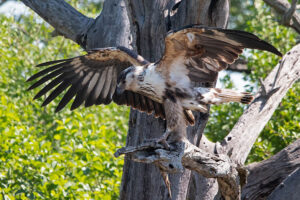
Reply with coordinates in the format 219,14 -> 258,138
155,129 -> 171,149
142,130 -> 171,150
142,98 -> 186,150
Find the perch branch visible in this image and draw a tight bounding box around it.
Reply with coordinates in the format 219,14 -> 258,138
116,140 -> 244,200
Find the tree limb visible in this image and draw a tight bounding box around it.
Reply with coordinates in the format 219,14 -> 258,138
263,0 -> 300,34
242,139 -> 300,200
218,44 -> 300,165
116,140 -> 243,200
267,167 -> 300,200
281,0 -> 297,26
20,0 -> 94,43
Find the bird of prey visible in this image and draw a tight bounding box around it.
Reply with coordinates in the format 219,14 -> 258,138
27,25 -> 282,146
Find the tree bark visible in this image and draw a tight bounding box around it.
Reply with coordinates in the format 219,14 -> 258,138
120,1 -> 229,200
267,167 -> 300,200
242,139 -> 300,200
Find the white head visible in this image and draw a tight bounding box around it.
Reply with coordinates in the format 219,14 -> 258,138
116,66 -> 145,94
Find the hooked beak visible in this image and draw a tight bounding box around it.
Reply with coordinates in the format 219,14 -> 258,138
116,86 -> 125,96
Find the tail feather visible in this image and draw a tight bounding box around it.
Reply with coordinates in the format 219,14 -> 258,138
183,109 -> 195,126
212,88 -> 254,104
240,93 -> 253,104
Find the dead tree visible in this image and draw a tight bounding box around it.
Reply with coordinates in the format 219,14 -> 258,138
21,0 -> 300,199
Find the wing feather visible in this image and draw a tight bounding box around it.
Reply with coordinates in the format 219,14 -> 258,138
158,25 -> 282,86
84,72 -> 101,107
27,47 -> 149,112
96,67 -> 114,105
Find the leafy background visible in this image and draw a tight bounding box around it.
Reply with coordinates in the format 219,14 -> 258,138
0,0 -> 299,199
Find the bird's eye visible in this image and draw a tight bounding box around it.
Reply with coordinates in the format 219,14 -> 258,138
123,80 -> 126,84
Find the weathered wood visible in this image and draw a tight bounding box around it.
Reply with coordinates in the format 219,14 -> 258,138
263,0 -> 300,34
267,168 -> 300,200
116,140 -> 242,200
218,44 -> 300,164
120,1 -> 229,199
85,0 -> 132,49
242,139 -> 300,200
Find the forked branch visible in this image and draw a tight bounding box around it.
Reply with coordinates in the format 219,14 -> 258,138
116,140 -> 244,200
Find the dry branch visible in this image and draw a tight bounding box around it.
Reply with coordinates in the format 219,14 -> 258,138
116,140 -> 243,200
20,0 -> 94,44
263,0 -> 300,34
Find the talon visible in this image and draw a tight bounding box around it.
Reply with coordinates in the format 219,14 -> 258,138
160,139 -> 170,150
142,137 -> 170,150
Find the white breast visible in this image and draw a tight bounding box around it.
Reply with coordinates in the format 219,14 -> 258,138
169,59 -> 190,88
142,64 -> 166,98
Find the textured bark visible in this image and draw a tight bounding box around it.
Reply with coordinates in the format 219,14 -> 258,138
116,140 -> 243,199
120,1 -> 229,200
263,0 -> 300,34
242,139 -> 300,200
267,168 -> 300,200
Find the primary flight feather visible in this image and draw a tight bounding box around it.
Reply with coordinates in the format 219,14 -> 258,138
27,25 -> 282,144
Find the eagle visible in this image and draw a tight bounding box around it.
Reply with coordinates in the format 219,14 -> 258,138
27,25 -> 281,146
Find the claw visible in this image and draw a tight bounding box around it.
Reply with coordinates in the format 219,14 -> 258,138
143,130 -> 171,150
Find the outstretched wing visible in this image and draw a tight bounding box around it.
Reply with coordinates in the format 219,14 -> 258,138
27,46 -> 195,125
157,25 -> 282,86
27,47 -> 151,111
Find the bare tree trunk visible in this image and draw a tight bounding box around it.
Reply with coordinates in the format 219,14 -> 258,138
120,1 -> 229,200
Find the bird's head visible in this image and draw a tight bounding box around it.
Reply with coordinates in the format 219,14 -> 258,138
116,66 -> 145,95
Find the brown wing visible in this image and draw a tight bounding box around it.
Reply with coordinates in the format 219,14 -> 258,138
157,25 -> 282,86
27,46 -> 151,111
112,91 -> 195,125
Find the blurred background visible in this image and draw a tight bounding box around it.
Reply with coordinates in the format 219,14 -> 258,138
0,0 -> 299,199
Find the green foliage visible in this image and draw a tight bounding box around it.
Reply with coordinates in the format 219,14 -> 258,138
0,6 -> 128,200
206,0 -> 300,163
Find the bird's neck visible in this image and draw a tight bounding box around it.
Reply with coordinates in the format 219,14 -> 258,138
135,64 -> 166,103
